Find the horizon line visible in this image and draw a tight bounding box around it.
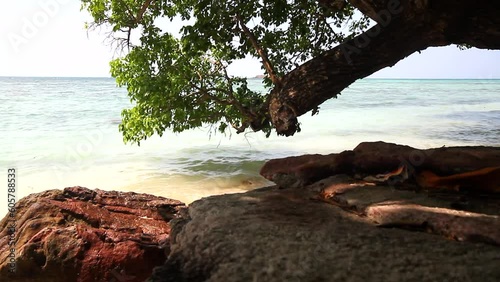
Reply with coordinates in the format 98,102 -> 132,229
1,75 -> 499,80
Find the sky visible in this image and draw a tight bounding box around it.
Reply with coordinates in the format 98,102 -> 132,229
1,1 -> 500,79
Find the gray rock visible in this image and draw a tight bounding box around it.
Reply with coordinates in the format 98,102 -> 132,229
148,187 -> 500,282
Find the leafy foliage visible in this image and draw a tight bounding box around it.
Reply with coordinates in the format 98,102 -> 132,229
81,0 -> 371,144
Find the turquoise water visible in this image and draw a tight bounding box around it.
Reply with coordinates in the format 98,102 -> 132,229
1,77 -> 499,213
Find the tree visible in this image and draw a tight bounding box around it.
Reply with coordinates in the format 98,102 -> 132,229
81,0 -> 500,144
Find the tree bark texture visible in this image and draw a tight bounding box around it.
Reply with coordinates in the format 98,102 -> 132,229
268,0 -> 500,135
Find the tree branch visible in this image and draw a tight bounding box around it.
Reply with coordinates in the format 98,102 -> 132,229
135,0 -> 154,25
187,64 -> 256,134
267,0 -> 500,136
235,14 -> 281,87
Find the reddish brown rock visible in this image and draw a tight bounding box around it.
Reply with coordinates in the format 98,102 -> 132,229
260,141 -> 500,189
352,141 -> 500,176
259,151 -> 354,188
0,186 -> 185,282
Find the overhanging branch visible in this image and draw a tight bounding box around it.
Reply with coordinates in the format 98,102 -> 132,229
267,0 -> 500,136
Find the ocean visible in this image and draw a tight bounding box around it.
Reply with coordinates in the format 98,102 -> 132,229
1,77 -> 499,215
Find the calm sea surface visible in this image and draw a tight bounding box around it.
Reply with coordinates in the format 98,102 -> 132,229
1,77 -> 499,214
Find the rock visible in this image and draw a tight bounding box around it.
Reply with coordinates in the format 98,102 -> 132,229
3,142 -> 498,282
352,141 -> 500,175
259,151 -> 354,188
260,141 -> 500,188
0,186 -> 185,282
148,187 -> 500,282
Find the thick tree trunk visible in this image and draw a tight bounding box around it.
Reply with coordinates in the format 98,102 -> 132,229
267,0 -> 500,136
